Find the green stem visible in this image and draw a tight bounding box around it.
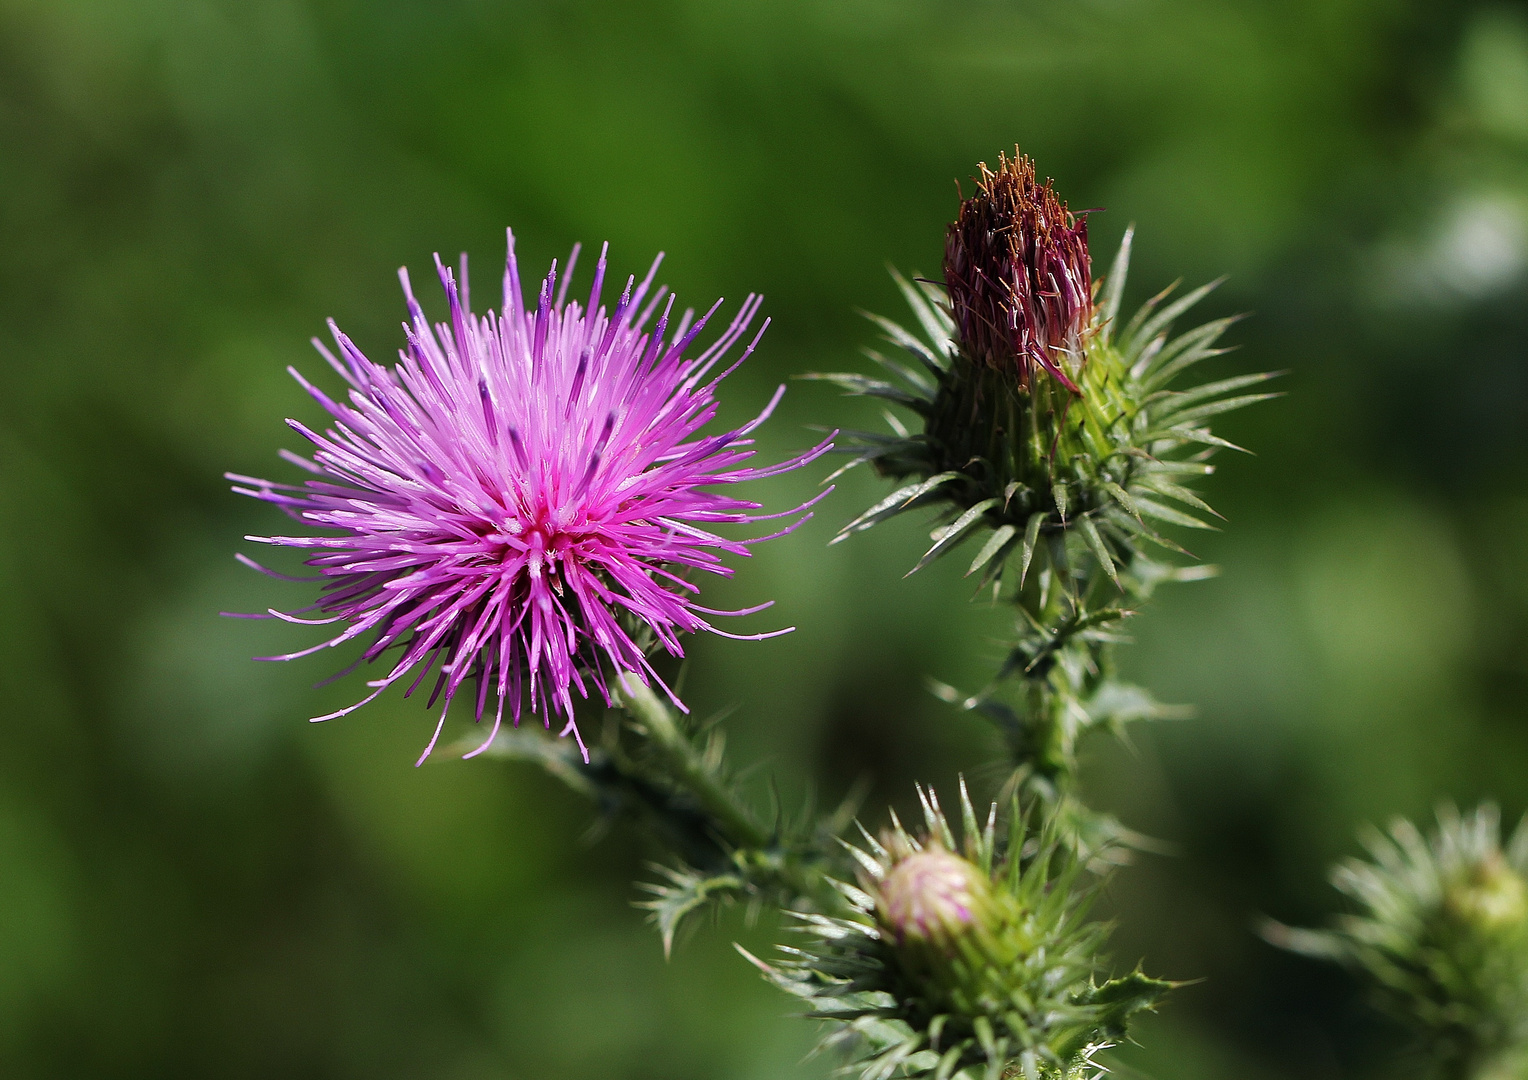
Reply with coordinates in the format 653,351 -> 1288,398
616,674 -> 850,915
617,674 -> 767,847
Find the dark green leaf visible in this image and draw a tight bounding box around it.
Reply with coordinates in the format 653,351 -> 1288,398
966,522 -> 1017,578
1077,515 -> 1119,589
1019,511 -> 1047,586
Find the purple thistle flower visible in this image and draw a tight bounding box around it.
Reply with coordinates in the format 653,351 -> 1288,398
230,232 -> 831,765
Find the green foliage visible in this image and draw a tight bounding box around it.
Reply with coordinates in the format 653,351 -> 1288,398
470,678 -> 854,952
744,783 -> 1169,1080
1274,805 -> 1528,1080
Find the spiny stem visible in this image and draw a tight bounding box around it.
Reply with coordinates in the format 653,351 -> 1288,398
617,674 -> 766,847
616,673 -> 850,915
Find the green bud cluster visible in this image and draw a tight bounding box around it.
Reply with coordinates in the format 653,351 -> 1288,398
745,784 -> 1168,1080
1275,805 -> 1528,1080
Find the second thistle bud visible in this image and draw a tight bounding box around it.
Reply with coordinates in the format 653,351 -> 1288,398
1445,852 -> 1528,936
878,847 -> 991,944
1278,806 -> 1528,1079
748,787 -> 1168,1079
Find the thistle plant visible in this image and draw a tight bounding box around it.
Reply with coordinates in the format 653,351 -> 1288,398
818,151 -> 1274,798
230,149 -> 1289,1080
229,233 -> 830,764
1274,806 -> 1528,1080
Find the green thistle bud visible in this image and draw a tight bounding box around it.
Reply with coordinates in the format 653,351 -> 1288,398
824,146 -> 1271,579
1445,852 -> 1528,936
746,783 -> 1169,1080
1274,805 -> 1528,1079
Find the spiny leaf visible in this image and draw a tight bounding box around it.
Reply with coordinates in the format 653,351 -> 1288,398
861,346 -> 935,394
1124,278 -> 1223,356
1133,457 -> 1215,477
1019,511 -> 1047,586
1153,370 -> 1279,412
1101,480 -> 1138,519
1097,225 -> 1134,337
1078,972 -> 1173,1042
912,498 -> 1000,574
799,371 -> 930,410
1144,424 -> 1249,453
1117,278 -> 1179,351
1132,494 -> 1217,530
1137,477 -> 1222,518
819,442 -> 919,486
1076,516 -> 1120,589
1153,390 -> 1280,428
834,472 -> 961,540
1084,682 -> 1193,728
967,522 -> 1018,578
863,310 -> 945,374
640,866 -> 744,957
1135,315 -> 1241,386
890,266 -> 954,355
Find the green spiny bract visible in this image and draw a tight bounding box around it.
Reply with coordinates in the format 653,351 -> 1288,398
1274,805 -> 1528,1080
816,152 -> 1272,785
744,782 -> 1169,1080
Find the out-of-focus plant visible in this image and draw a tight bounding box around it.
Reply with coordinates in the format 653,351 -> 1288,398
1273,805 -> 1528,1080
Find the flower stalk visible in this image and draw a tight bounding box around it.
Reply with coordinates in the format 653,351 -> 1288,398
613,675 -> 851,918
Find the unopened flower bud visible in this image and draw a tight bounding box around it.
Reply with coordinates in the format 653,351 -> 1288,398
754,787 -> 1168,1079
1446,853 -> 1528,935
877,848 -> 989,942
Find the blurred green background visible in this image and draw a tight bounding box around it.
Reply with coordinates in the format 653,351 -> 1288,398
4,0 -> 1528,1076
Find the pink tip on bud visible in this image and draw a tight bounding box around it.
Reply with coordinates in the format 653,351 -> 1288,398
878,849 -> 988,942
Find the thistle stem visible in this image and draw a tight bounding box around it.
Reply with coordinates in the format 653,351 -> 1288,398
615,674 -> 849,915
617,674 -> 765,847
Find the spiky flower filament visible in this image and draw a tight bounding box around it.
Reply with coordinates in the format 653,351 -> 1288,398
231,233 -> 832,765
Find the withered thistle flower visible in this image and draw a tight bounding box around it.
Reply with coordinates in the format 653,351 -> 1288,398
231,233 -> 830,765
944,152 -> 1092,392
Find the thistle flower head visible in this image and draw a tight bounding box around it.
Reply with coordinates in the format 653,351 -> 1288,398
1274,805 -> 1528,1078
748,783 -> 1168,1080
231,232 -> 830,765
944,152 -> 1092,392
